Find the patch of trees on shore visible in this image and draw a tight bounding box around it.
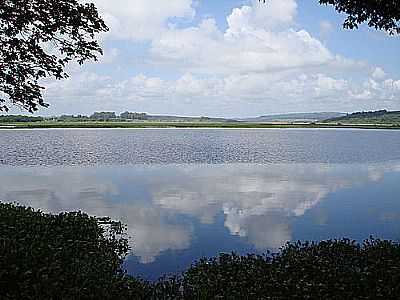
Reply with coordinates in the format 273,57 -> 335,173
0,115 -> 44,123
326,110 -> 400,124
344,110 -> 391,118
62,111 -> 149,121
0,112 -> 150,123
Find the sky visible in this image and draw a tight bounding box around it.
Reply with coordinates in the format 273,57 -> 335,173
26,0 -> 400,117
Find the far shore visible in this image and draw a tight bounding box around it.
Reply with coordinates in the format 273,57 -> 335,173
0,121 -> 400,130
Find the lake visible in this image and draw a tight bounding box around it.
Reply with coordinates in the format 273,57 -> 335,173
1,128 -> 400,280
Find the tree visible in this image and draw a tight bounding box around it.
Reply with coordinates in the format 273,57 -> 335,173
0,0 -> 108,113
90,111 -> 117,121
260,0 -> 400,35
0,203 -> 131,299
120,111 -> 148,120
319,0 -> 400,34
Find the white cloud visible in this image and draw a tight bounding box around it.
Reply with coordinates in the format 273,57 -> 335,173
249,0 -> 298,29
319,20 -> 334,37
151,4 -> 333,75
90,0 -> 195,40
99,48 -> 120,64
36,0 -> 400,116
372,67 -> 386,80
41,68 -> 400,117
384,79 -> 400,91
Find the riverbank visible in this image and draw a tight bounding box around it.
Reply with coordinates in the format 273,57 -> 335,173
1,121 -> 400,130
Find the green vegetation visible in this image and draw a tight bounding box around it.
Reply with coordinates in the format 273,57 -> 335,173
325,110 -> 400,125
2,111 -> 400,129
180,239 -> 400,299
261,1 -> 400,35
318,0 -> 400,35
0,115 -> 43,123
0,202 -> 135,299
0,120 -> 399,130
0,0 -> 108,112
120,111 -> 148,120
90,112 -> 118,121
0,112 -> 234,124
2,202 -> 400,299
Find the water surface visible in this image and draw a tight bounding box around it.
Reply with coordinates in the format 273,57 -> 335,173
1,128 -> 400,165
0,129 -> 399,280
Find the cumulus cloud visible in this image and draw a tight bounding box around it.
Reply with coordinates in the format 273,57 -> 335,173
37,0 -> 400,116
90,0 -> 195,40
372,67 -> 386,80
42,67 -> 400,117
150,4 -> 333,75
248,0 -> 297,29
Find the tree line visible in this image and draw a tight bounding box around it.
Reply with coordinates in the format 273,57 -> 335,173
0,111 -> 149,123
0,115 -> 44,123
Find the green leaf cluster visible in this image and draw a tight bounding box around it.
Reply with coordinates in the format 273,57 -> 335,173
0,0 -> 108,112
178,239 -> 400,299
0,202 -> 133,299
319,0 -> 400,34
260,1 -> 400,35
2,202 -> 400,299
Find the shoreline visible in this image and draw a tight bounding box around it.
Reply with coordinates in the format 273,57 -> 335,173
0,122 -> 400,130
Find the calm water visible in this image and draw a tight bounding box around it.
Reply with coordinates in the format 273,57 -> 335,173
1,129 -> 400,280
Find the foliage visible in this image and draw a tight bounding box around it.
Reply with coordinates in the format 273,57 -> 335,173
90,112 -> 118,121
176,239 -> 400,299
120,111 -> 148,120
57,114 -> 90,122
260,0 -> 400,34
2,202 -> 400,299
319,0 -> 400,34
326,110 -> 400,124
0,202 -> 132,299
0,0 -> 108,113
0,115 -> 43,123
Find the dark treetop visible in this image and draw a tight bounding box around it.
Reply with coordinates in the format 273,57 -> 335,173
0,0 -> 108,112
319,0 -> 400,34
260,0 -> 400,35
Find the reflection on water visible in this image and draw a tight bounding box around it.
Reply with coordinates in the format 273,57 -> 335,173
0,162 -> 400,279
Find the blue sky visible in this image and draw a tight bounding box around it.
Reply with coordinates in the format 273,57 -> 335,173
28,0 -> 400,117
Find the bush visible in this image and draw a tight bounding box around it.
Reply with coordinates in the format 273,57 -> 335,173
1,202 -> 400,299
0,202 -> 137,299
179,239 -> 400,299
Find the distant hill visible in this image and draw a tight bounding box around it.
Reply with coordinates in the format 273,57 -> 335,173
324,110 -> 400,124
239,112 -> 346,123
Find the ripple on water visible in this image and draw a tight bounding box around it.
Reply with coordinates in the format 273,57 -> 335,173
0,128 -> 399,166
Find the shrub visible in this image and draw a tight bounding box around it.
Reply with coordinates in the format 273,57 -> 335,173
2,202 -> 400,299
179,239 -> 400,299
0,202 -> 135,299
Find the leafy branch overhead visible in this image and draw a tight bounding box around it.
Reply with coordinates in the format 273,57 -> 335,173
260,0 -> 400,34
0,0 -> 108,112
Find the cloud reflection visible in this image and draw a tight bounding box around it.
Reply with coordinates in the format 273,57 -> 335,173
0,162 -> 398,262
